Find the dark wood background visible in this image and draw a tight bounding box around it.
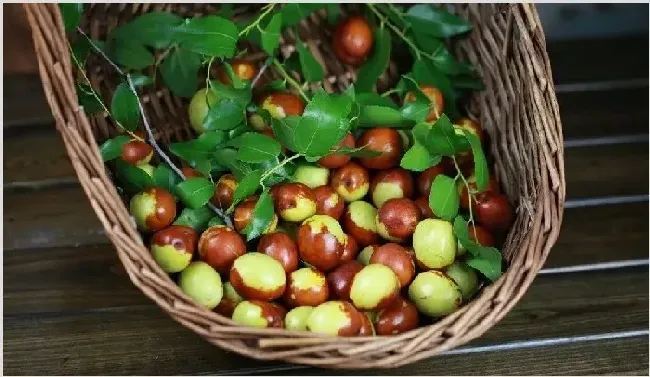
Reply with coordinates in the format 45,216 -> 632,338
3,4 -> 649,375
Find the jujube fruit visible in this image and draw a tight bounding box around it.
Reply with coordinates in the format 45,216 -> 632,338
188,88 -> 218,134
414,196 -> 435,219
457,224 -> 494,257
342,201 -> 380,247
456,117 -> 485,145
403,85 -> 444,122
444,261 -> 480,301
318,133 -> 355,169
376,198 -> 420,242
229,252 -> 287,301
349,264 -> 400,311
150,225 -> 197,273
327,260 -> 364,301
357,128 -> 403,170
232,300 -> 285,328
369,243 -> 415,288
212,174 -> 238,209
357,311 -> 375,336
261,92 -> 305,119
284,267 -> 329,308
475,193 -> 514,232
129,187 -> 177,232
370,168 -> 415,208
340,234 -> 360,263
330,162 -> 370,202
121,140 -> 153,165
332,16 -> 374,66
285,306 -> 314,331
408,271 -> 462,317
181,166 -> 203,179
294,165 -> 330,189
375,297 -> 420,336
198,225 -> 247,274
217,59 -> 258,85
257,232 -> 299,273
457,175 -> 500,211
272,182 -> 317,223
417,165 -> 445,197
412,219 -> 456,269
312,185 -> 345,220
233,195 -> 278,234
306,301 -> 361,336
214,281 -> 244,317
297,215 -> 347,272
179,261 -> 223,310
357,245 -> 379,265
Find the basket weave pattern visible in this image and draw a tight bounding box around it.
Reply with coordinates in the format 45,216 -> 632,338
24,3 -> 564,369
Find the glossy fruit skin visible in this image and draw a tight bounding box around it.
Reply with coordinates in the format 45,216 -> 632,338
257,232 -> 299,273
404,85 -> 444,122
188,88 -> 218,134
312,185 -> 345,220
376,198 -> 420,242
350,264 -> 401,311
261,92 -> 305,119
130,187 -> 177,232
357,311 -> 375,336
327,260 -> 364,301
413,219 -> 457,269
318,133 -> 355,169
375,297 -> 420,336
198,225 -> 247,274
150,225 -> 197,273
370,168 -> 415,208
306,301 -> 362,336
342,201 -> 380,247
445,261 -> 480,301
294,165 -> 330,189
417,165 -> 446,197
408,271 -> 462,317
340,235 -> 360,263
357,128 -> 403,170
179,261 -> 223,309
233,196 -> 278,235
330,162 -> 370,202
457,224 -> 494,257
458,176 -> 500,211
475,193 -> 514,232
456,117 -> 484,144
357,245 -> 379,265
217,59 -> 258,85
212,174 -> 238,210
181,166 -> 203,179
232,300 -> 285,328
214,281 -> 244,317
229,252 -> 287,301
284,267 -> 330,308
333,16 -> 374,66
272,182 -> 317,223
414,196 -> 435,219
121,140 -> 153,165
285,306 -> 314,331
297,215 -> 347,272
369,243 -> 415,288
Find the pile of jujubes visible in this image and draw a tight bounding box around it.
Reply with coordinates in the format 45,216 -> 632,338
124,15 -> 513,337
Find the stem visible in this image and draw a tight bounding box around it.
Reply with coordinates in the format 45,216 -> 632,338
259,154 -> 301,183
273,59 -> 309,102
251,59 -> 270,88
238,3 -> 275,37
453,156 -> 475,226
205,56 -> 215,89
367,4 -> 421,60
381,88 -> 401,97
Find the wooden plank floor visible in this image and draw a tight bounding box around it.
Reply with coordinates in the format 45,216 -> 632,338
3,36 -> 649,375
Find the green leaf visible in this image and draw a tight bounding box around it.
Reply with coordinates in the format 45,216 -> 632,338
214,148 -> 250,181
357,93 -> 398,109
115,160 -> 154,195
333,146 -> 382,158
130,73 -> 154,87
107,39 -> 155,70
358,105 -> 404,128
429,174 -> 459,221
400,101 -> 430,123
99,135 -> 131,162
221,62 -> 246,89
325,4 -> 340,24
231,169 -> 262,209
77,84 -> 104,115
169,131 -> 225,171
209,80 -> 253,107
260,13 -> 282,56
208,216 -> 226,227
412,60 -> 458,119
175,177 -> 216,209
264,79 -> 287,92
355,28 -> 392,92
425,114 -> 460,156
280,3 -> 324,27
173,206 -> 214,232
406,4 -> 472,38
202,98 -> 244,131
71,37 -> 92,64
160,47 -> 202,98
465,132 -> 490,192
110,11 -> 183,49
153,163 -> 182,195
175,16 -> 238,57
295,90 -> 353,157
412,122 -> 430,144
236,132 -> 281,163
398,74 -> 431,104
111,83 -> 140,131
296,39 -> 324,83
412,33 -> 472,76
242,190 -> 275,241
466,247 -> 503,282
400,143 -> 441,172
271,116 -> 300,153
59,3 -> 84,33
255,157 -> 296,187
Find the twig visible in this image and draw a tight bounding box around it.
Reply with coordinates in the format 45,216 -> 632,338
453,156 -> 475,227
251,59 -> 270,88
273,58 -> 309,102
367,4 -> 421,60
259,153 -> 302,184
238,3 -> 276,37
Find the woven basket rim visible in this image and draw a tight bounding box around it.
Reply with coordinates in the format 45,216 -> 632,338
23,3 -> 565,369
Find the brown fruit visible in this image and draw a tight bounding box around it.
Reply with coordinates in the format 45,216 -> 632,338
232,300 -> 285,328
330,162 -> 370,202
257,232 -> 299,273
458,175 -> 500,211
370,168 -> 415,208
340,235 -> 360,263
342,201 -> 380,247
284,267 -> 330,308
212,174 -> 238,209
417,165 -> 446,197
271,182 -> 317,223
332,35 -> 365,66
327,260 -> 364,301
217,59 -> 258,85
261,92 -> 305,119
121,140 -> 153,165
181,166 -> 203,179
198,225 -> 247,274
376,198 -> 420,242
318,133 -> 355,169
369,243 -> 415,288
129,187 -> 177,232
306,301 -> 362,336
456,117 -> 485,145
150,225 -> 197,273
233,195 -> 278,234
333,16 -> 374,65
414,196 -> 435,219
357,311 -> 375,336
312,185 -> 345,220
296,215 -> 346,272
357,128 -> 403,170
229,253 -> 287,301
475,193 -> 514,232
404,85 -> 444,122
375,297 -> 420,336
468,225 -> 495,247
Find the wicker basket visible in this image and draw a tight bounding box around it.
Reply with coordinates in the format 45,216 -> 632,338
24,3 -> 565,369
